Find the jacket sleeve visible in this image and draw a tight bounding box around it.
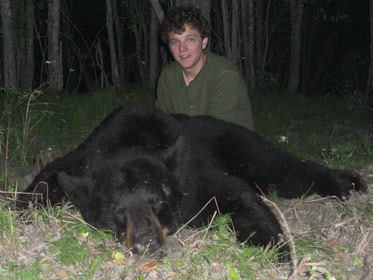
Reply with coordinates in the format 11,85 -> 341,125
208,70 -> 254,130
155,71 -> 173,114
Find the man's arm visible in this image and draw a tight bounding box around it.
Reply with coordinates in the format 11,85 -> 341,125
209,70 -> 254,130
155,71 -> 173,114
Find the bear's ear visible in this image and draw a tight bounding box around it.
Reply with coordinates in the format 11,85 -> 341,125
57,172 -> 93,201
162,135 -> 186,170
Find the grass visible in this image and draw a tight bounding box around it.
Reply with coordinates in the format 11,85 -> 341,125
145,215 -> 282,280
0,88 -> 372,279
0,195 -> 372,279
0,204 -> 115,279
0,206 -> 13,235
1,88 -> 372,168
252,93 -> 373,169
0,86 -> 153,165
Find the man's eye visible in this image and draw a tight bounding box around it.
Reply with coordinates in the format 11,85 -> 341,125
170,41 -> 179,47
186,38 -> 195,43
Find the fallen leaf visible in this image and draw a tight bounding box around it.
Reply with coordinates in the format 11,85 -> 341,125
143,261 -> 159,269
112,250 -> 125,260
167,271 -> 176,277
329,239 -> 339,248
57,269 -> 68,278
329,239 -> 340,252
44,232 -> 54,239
111,250 -> 125,265
79,230 -> 89,238
41,259 -> 52,265
113,258 -> 125,265
212,262 -> 220,271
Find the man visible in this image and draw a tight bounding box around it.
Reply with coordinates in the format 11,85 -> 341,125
155,6 -> 254,130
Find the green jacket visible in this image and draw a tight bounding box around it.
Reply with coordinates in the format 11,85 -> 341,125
155,51 -> 254,130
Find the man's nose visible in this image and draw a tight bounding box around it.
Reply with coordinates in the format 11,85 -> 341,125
179,41 -> 187,52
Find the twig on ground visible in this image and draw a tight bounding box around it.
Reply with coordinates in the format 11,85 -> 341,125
261,195 -> 297,269
288,255 -> 308,280
199,210 -> 218,248
63,211 -> 99,231
174,196 -> 220,235
179,227 -> 204,245
254,182 -> 297,272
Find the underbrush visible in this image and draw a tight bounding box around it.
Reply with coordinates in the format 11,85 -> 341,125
0,86 -> 153,165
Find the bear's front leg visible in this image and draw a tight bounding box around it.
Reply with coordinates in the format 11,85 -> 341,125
208,171 -> 290,261
16,158 -> 68,209
230,193 -> 289,262
302,161 -> 367,199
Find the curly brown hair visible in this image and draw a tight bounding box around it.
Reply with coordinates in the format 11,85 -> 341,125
161,6 -> 210,43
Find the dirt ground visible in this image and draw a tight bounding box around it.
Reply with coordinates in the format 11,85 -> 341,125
0,169 -> 372,279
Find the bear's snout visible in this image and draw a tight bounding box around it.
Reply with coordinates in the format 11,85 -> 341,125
122,211 -> 167,253
133,231 -> 161,253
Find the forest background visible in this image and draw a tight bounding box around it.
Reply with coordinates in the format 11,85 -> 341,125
0,0 -> 372,104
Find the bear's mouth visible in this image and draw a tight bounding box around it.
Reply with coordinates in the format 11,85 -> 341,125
133,237 -> 160,253
120,214 -> 171,254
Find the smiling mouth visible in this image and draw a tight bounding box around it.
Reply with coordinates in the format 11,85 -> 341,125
179,55 -> 190,59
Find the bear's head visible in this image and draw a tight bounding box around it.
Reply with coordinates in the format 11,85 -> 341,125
56,139 -> 185,254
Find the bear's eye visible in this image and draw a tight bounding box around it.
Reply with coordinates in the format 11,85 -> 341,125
149,197 -> 164,213
149,197 -> 161,204
148,196 -> 155,202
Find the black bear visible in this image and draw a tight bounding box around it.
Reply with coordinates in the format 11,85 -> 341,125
16,101 -> 367,259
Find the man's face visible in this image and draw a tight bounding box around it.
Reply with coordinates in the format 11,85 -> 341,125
168,25 -> 208,74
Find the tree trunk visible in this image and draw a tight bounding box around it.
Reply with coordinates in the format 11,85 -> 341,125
255,0 -> 265,85
366,0 -> 373,104
0,0 -> 17,87
105,0 -> 120,91
96,40 -> 109,90
230,0 -> 239,66
192,0 -> 211,26
148,8 -> 159,89
220,0 -> 231,59
149,0 -> 164,23
134,22 -> 146,86
241,0 -> 256,90
17,1 -> 26,89
61,0 -> 76,93
174,0 -> 183,5
287,0 -> 304,94
12,0 -> 34,91
168,0 -> 211,25
24,0 -> 35,90
48,0 -> 63,90
220,0 -> 239,64
112,0 -> 125,92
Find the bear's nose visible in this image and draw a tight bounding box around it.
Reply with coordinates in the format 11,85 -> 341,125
134,232 -> 160,253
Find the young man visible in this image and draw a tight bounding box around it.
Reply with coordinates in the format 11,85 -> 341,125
155,6 -> 254,130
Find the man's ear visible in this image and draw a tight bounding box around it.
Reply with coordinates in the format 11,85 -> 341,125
202,37 -> 209,49
57,172 -> 93,202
